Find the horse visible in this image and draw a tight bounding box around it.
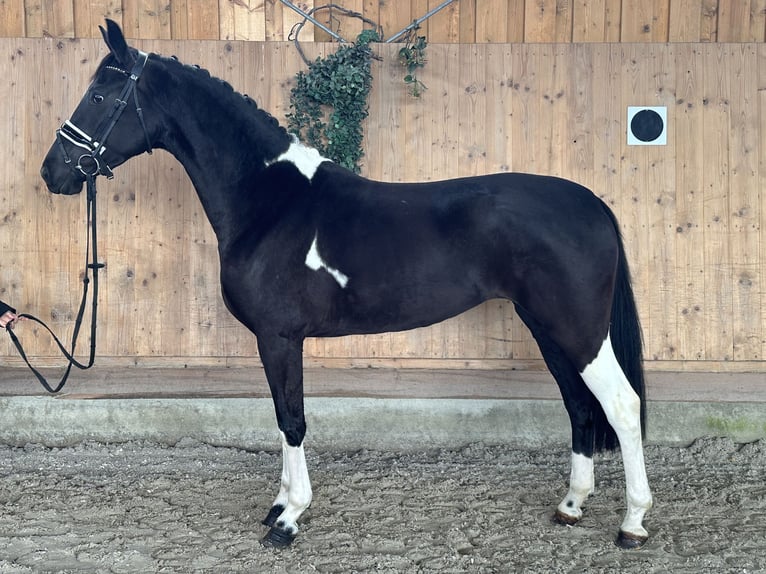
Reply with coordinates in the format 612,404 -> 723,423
41,19 -> 652,549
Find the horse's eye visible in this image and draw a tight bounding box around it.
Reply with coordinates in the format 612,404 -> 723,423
91,94 -> 105,104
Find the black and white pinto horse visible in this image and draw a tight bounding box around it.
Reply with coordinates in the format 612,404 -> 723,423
41,20 -> 652,548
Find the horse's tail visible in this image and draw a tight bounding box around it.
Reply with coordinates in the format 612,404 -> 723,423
593,202 -> 646,452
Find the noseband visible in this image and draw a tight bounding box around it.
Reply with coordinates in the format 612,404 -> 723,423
56,50 -> 152,179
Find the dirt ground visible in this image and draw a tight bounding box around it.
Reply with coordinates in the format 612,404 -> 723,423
0,437 -> 763,573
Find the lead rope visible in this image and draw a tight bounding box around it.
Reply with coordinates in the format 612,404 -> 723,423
6,174 -> 103,393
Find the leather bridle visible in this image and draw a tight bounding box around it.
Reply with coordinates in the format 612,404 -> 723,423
56,49 -> 152,179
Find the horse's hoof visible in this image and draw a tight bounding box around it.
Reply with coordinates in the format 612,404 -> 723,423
261,525 -> 297,548
552,509 -> 580,526
262,504 -> 285,528
615,530 -> 648,549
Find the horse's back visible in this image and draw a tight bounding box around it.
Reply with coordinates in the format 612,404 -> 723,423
277,166 -> 621,335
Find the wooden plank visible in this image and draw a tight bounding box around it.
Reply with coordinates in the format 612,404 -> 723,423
0,37 -> 28,334
590,44 -> 622,213
554,0 -> 574,41
717,0 -> 752,41
505,0 -> 525,41
0,0 -> 25,36
264,0 -> 283,40
699,0 -> 719,42
25,0 -> 75,38
458,0 -> 476,42
524,0 -> 556,42
573,0 -> 607,42
751,0 -> 766,41
427,0 -> 460,43
379,0 -> 411,42
566,43 -> 594,188
169,0 -> 189,39
669,0 -> 702,41
760,44 -> 766,363
644,44 -> 678,360
73,0 -> 122,38
603,0 -> 622,41
620,0 -> 670,42
121,0 -> 171,39
701,44 -> 733,361
674,44 -> 706,360
727,44 -> 761,360
476,0 -> 508,42
185,0 -> 219,39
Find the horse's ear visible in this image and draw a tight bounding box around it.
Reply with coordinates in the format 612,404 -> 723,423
99,19 -> 134,68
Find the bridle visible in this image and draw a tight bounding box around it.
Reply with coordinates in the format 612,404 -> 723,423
7,50 -> 153,393
56,50 -> 152,179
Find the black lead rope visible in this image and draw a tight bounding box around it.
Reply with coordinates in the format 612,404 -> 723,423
6,174 -> 103,393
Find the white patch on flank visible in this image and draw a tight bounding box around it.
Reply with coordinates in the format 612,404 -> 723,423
272,432 -> 313,534
267,134 -> 329,180
305,233 -> 349,288
556,451 -> 594,521
580,333 -> 653,539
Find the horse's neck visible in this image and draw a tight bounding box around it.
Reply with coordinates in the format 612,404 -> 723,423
154,67 -> 291,247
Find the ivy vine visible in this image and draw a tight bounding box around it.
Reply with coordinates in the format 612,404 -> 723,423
287,29 -> 379,172
286,6 -> 429,172
398,29 -> 428,97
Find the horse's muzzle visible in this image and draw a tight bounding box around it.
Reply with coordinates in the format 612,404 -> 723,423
40,159 -> 85,195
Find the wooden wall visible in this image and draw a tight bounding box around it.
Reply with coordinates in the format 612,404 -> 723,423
0,37 -> 763,372
1,0 -> 765,43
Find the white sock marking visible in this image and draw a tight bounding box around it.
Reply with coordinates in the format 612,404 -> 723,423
267,135 -> 329,180
557,451 -> 594,520
580,333 -> 653,538
305,233 -> 349,288
272,432 -> 313,534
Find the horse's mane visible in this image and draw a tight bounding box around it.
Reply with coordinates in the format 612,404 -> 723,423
95,49 -> 288,138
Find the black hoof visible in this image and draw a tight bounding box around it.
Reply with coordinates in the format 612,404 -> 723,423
552,509 -> 580,526
261,525 -> 297,548
615,530 -> 648,549
262,504 -> 285,528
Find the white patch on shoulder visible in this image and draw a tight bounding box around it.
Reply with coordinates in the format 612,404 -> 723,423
305,233 -> 349,288
267,135 -> 329,180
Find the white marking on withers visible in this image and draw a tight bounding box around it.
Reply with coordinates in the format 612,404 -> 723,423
267,134 -> 329,180
272,432 -> 313,535
580,333 -> 653,539
305,233 -> 349,288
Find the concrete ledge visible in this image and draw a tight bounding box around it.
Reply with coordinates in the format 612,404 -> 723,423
1,395 -> 764,450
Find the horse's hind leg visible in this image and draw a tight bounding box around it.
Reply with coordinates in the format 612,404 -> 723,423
580,334 -> 652,548
514,305 -> 597,526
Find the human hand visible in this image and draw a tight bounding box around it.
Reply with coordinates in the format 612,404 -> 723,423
0,310 -> 21,329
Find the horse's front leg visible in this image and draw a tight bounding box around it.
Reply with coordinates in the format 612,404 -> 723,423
257,334 -> 313,547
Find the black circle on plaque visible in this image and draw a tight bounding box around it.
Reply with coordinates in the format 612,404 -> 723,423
630,109 -> 664,142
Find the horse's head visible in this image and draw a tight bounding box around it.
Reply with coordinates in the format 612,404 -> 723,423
40,19 -> 153,195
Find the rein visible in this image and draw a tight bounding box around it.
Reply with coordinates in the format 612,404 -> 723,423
6,175 -> 103,393
9,50 -> 151,393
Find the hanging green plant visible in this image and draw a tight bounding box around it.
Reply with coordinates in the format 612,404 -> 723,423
287,29 -> 380,173
398,29 -> 428,97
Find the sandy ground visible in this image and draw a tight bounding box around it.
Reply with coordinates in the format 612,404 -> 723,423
0,437 -> 763,573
